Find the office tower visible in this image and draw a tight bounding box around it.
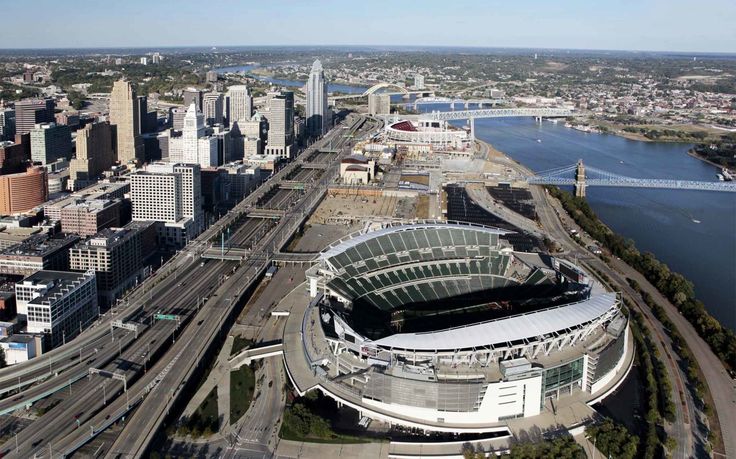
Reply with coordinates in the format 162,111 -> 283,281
135,96 -> 151,134
0,109 -> 16,141
130,162 -> 203,246
69,122 -> 116,191
69,221 -> 157,308
15,270 -> 98,348
29,123 -> 72,165
226,85 -> 252,124
183,89 -> 204,112
265,91 -> 294,159
206,71 -> 218,83
203,91 -> 224,126
0,133 -> 31,174
368,93 -> 391,115
109,80 -> 144,165
0,166 -> 48,214
140,57 -> 148,65
306,59 -> 328,137
170,107 -> 187,131
169,103 -> 217,168
14,99 -> 55,135
152,53 -> 162,64
414,74 -> 425,89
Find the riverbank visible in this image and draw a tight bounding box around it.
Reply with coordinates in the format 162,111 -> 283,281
686,149 -> 731,170
577,117 -> 727,144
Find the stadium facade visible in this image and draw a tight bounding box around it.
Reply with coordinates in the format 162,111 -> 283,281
286,222 -> 632,432
384,119 -> 470,149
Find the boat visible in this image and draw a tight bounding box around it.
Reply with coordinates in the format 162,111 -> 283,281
717,174 -> 725,181
722,168 -> 733,181
536,139 -> 542,143
692,219 -> 701,224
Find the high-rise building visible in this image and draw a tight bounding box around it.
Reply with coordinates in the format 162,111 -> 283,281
168,104 -> 218,168
414,74 -> 425,90
69,122 -> 117,191
0,166 -> 48,214
14,270 -> 98,349
29,123 -> 72,165
69,221 -> 157,308
151,53 -> 162,64
14,99 -> 54,135
226,85 -> 253,124
206,70 -> 218,83
140,57 -> 148,65
202,91 -> 224,126
368,93 -> 391,115
109,80 -> 144,165
183,89 -> 204,112
306,59 -> 328,137
265,91 -> 294,159
0,109 -> 16,141
0,133 -> 31,174
130,162 -> 203,246
169,107 -> 187,131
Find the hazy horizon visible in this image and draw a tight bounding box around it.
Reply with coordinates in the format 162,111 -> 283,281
0,0 -> 734,53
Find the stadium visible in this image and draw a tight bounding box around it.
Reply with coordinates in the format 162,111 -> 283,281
384,119 -> 470,149
285,221 -> 633,433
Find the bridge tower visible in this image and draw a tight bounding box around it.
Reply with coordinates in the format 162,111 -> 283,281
574,159 -> 587,198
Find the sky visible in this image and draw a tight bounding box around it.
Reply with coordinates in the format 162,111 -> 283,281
1,0 -> 735,53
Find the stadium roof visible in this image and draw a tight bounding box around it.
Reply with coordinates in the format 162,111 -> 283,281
320,222 -> 509,261
371,292 -> 617,351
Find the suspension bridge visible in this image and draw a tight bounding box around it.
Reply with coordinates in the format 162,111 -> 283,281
526,160 -> 736,195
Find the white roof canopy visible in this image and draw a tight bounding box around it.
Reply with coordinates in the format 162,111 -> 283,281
372,292 -> 618,351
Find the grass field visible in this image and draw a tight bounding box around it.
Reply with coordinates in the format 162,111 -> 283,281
230,365 -> 256,424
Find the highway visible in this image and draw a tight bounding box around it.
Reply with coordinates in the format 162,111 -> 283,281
0,115 -> 376,458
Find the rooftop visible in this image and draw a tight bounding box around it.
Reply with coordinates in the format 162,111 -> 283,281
17,270 -> 94,306
0,234 -> 79,258
371,292 -> 618,351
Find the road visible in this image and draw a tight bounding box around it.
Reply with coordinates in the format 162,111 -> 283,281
0,115 -> 374,458
37,115 -> 376,458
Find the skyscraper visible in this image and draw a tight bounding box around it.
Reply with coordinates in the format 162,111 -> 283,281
109,80 -> 144,165
0,109 -> 16,141
168,104 -> 218,168
29,122 -> 72,165
183,89 -> 204,112
69,122 -> 116,190
265,91 -> 294,159
368,93 -> 391,115
226,85 -> 253,125
202,91 -> 224,126
14,99 -> 54,135
306,59 -> 328,137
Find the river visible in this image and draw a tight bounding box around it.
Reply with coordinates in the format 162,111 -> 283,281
462,115 -> 735,331
215,64 -> 366,94
215,66 -> 735,331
